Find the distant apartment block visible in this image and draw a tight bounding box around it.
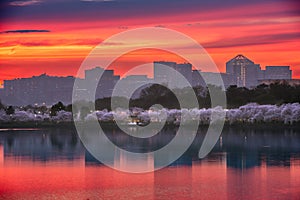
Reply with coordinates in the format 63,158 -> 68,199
84,67 -> 120,99
154,61 -> 194,88
226,54 -> 261,88
200,72 -> 235,89
176,63 -> 193,83
155,61 -> 233,89
264,66 -> 292,80
0,67 -> 120,106
226,55 -> 292,88
0,56 -> 295,106
154,61 -> 178,88
1,74 -> 75,106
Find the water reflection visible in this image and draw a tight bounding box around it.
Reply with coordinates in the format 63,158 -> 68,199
0,126 -> 300,169
0,128 -> 83,162
0,126 -> 300,199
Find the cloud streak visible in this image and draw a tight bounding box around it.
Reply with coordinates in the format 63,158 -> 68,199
9,0 -> 42,6
0,38 -> 100,47
1,29 -> 50,34
203,32 -> 300,49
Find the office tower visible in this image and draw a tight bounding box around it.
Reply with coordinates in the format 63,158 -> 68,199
264,66 -> 292,80
153,61 -> 193,88
226,54 -> 261,88
84,67 -> 120,99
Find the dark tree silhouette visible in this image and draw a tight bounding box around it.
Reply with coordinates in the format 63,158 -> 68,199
35,105 -> 48,114
95,97 -> 112,111
5,106 -> 15,115
226,83 -> 300,108
226,86 -> 251,108
65,104 -> 73,112
134,84 -> 180,109
0,100 -> 5,110
44,83 -> 300,113
50,101 -> 65,116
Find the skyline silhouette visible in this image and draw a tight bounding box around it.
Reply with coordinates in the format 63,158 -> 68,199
0,53 -> 296,83
0,54 -> 296,106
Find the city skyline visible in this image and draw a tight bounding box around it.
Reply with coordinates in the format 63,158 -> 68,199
0,53 -> 296,83
0,54 -> 295,106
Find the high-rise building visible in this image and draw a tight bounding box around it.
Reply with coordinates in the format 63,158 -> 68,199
264,66 -> 292,80
84,67 -> 120,99
226,54 -> 262,88
154,61 -> 193,88
0,59 -> 294,106
153,61 -> 177,86
176,63 -> 192,83
154,61 -> 234,89
192,70 -> 205,87
196,72 -> 234,89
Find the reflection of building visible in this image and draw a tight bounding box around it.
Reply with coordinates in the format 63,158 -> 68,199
85,150 -> 102,164
0,144 -> 3,165
0,130 -> 83,162
226,151 -> 261,169
114,149 -> 154,172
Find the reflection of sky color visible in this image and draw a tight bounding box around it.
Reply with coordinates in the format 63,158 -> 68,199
0,0 -> 299,84
1,155 -> 300,199
0,127 -> 300,199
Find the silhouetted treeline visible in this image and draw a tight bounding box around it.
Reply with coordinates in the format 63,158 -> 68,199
50,101 -> 72,116
92,83 -> 300,110
226,83 -> 300,108
134,83 -> 300,109
133,83 -> 300,109
0,100 -> 16,115
1,82 -> 299,116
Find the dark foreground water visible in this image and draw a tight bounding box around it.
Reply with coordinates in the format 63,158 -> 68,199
0,126 -> 300,200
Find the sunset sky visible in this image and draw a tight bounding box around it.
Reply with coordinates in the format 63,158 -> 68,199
0,0 -> 299,86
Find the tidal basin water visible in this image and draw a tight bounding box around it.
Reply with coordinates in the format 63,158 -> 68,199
0,126 -> 300,199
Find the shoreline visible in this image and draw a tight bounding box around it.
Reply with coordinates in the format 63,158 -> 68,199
0,121 -> 300,131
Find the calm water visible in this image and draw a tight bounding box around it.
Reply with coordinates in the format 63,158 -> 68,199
0,126 -> 300,200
